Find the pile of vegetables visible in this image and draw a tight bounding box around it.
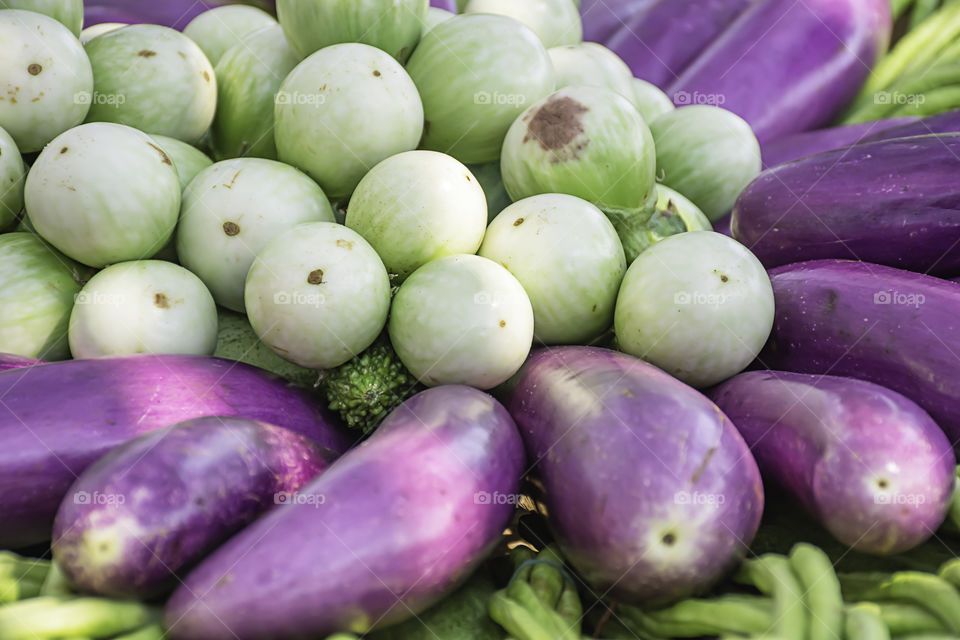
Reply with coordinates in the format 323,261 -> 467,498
2,0 -> 960,638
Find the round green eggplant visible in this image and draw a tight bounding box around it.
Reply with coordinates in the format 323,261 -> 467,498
0,0 -> 82,36
548,42 -> 633,99
148,135 -> 213,192
0,125 -> 25,232
182,5 -> 276,66
632,78 -> 674,123
464,0 -> 582,47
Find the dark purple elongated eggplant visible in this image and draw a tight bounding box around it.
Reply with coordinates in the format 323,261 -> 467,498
732,134 -> 960,275
711,371 -> 955,554
52,417 -> 339,599
579,0 -> 658,45
604,0 -> 755,88
165,385 -> 524,639
0,354 -> 352,549
761,260 -> 960,450
500,346 -> 763,606
669,0 -> 891,144
860,107 -> 960,142
760,117 -> 915,168
0,353 -> 43,371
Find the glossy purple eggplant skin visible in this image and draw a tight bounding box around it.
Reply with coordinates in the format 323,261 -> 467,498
500,346 -> 763,606
732,134 -> 960,275
429,0 -> 456,10
761,117 -> 915,169
669,0 -> 890,144
860,107 -> 960,143
605,0 -> 754,88
165,385 -> 524,639
711,371 -> 955,554
0,353 -> 43,371
761,260 -> 960,450
580,0 -> 658,45
52,417 -> 338,599
0,355 -> 352,549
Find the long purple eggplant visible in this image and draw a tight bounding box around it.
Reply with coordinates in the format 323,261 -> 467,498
732,134 -> 960,275
0,354 -> 352,549
165,385 -> 524,639
579,0 -> 658,45
760,117 -> 915,169
712,371 -> 955,554
53,417 -> 339,598
604,0 -> 755,88
500,346 -> 763,605
860,107 -> 960,143
669,0 -> 890,144
0,353 -> 43,371
761,260 -> 960,450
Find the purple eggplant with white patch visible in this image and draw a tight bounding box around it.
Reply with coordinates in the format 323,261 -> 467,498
500,346 -> 763,605
165,385 -> 524,639
0,354 -> 352,549
761,260 -> 960,450
52,417 -> 339,599
668,0 -> 891,144
711,371 -> 955,554
733,134 -> 960,275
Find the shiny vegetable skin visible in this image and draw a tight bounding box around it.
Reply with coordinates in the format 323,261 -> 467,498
711,371 -> 955,554
669,0 -> 891,143
166,385 -> 524,639
0,354 -> 352,549
578,0 -> 657,45
859,108 -> 960,142
0,353 -> 43,371
53,417 -> 339,598
500,346 -> 764,605
605,0 -> 753,88
760,117 -> 915,168
733,135 -> 960,274
761,260 -> 960,450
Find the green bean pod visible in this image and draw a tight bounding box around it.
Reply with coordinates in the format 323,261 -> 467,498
845,603 -> 891,640
788,543 -> 844,640
839,572 -> 960,633
737,555 -> 808,640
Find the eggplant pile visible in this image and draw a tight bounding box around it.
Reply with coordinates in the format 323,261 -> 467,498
2,0 -> 960,639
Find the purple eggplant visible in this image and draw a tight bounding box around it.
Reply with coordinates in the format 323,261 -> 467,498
605,0 -> 755,88
860,107 -> 960,143
429,0 -> 456,10
669,0 -> 891,144
760,117 -> 916,168
761,260 -> 960,450
165,385 -> 524,639
579,0 -> 658,45
52,417 -> 338,598
0,353 -> 43,371
732,134 -> 960,275
711,371 -> 955,554
500,346 -> 763,605
0,354 -> 352,549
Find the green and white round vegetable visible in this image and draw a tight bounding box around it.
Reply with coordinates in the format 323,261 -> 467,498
389,254 -> 534,389
501,85 -> 657,216
478,194 -> 626,345
469,162 -> 513,223
148,135 -> 212,192
182,4 -> 276,66
405,14 -> 555,164
212,24 -> 299,160
464,0 -> 582,47
0,125 -> 25,232
346,151 -> 487,280
275,43 -> 423,200
0,10 -> 92,153
79,22 -> 125,44
548,43 -> 634,99
614,231 -> 774,388
277,0 -> 427,62
83,25 -> 217,143
0,232 -> 86,360
24,122 -> 181,268
650,105 -> 761,221
178,158 -> 335,312
420,7 -> 454,33
632,78 -> 674,123
0,0 -> 82,36
245,222 -> 391,369
68,260 -> 218,358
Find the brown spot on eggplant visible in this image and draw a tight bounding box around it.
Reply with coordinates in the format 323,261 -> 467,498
372,69 -> 381,77
203,70 -> 210,82
154,293 -> 170,308
336,239 -> 353,250
27,63 -> 41,75
523,96 -> 589,154
60,147 -> 68,154
661,532 -> 677,546
147,142 -> 172,165
513,217 -> 524,227
690,446 -> 717,484
223,170 -> 241,189
307,269 -> 324,285
222,221 -> 240,236
499,320 -> 506,328
823,290 -> 838,315
138,50 -> 157,58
